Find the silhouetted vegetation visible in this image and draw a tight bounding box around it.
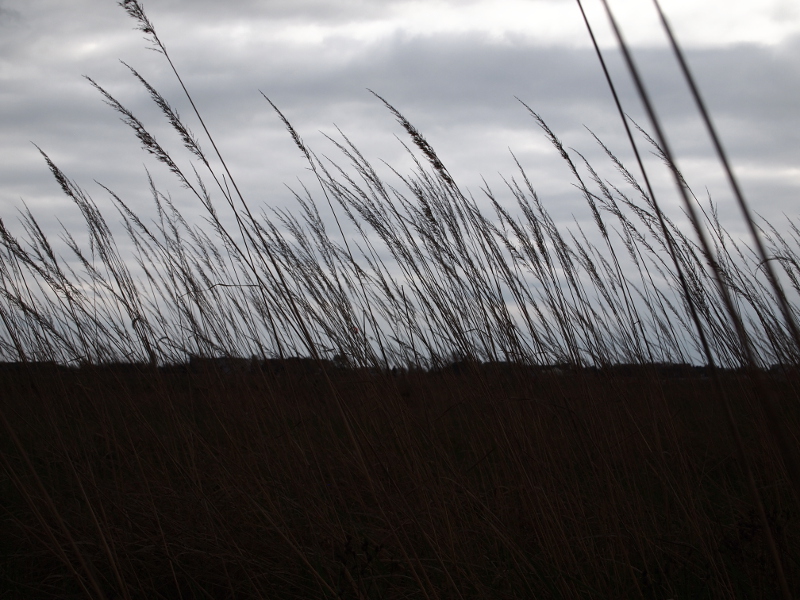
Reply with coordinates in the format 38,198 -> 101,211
1,1 -> 798,597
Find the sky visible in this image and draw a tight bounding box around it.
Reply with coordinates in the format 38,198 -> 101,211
2,0 -> 800,253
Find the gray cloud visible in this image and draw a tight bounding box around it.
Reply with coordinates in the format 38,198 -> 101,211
0,7 -> 21,24
2,0 -> 799,253
133,0 -> 497,23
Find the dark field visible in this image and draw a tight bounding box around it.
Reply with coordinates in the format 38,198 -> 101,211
2,361 -> 798,598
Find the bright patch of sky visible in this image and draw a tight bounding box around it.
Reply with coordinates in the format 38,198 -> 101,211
206,0 -> 800,49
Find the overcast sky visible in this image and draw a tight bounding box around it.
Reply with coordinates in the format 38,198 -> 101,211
2,0 -> 799,249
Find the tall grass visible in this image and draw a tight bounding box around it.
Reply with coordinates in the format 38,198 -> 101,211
2,29 -> 800,371
1,0 -> 798,598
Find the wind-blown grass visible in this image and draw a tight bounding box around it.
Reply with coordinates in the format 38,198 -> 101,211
4,83 -> 800,369
1,0 -> 798,598
2,30 -> 800,370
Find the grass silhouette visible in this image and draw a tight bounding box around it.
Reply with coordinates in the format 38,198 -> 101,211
1,1 -> 798,597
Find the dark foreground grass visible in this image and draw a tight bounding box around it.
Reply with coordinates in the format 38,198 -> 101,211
2,361 -> 798,598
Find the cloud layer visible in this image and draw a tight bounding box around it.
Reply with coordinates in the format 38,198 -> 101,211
2,0 -> 799,246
